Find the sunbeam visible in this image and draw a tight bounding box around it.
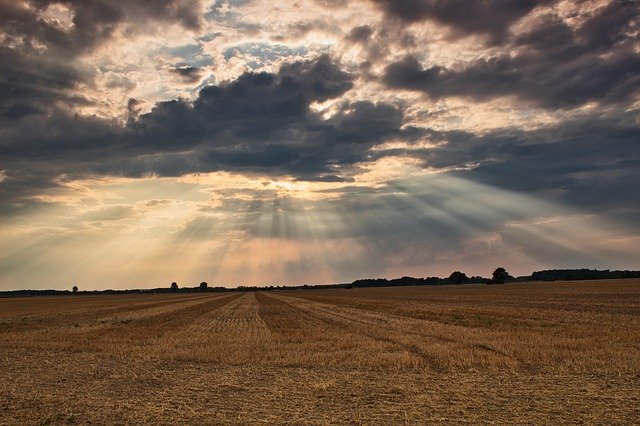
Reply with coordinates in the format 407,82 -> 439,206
2,166 -> 639,290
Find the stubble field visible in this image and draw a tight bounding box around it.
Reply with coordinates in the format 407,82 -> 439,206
1,279 -> 639,424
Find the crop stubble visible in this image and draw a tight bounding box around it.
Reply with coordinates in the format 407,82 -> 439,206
1,280 -> 639,424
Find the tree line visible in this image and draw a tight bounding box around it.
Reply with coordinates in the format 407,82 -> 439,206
351,267 -> 514,288
2,268 -> 639,297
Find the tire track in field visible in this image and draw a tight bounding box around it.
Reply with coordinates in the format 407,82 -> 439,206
95,292 -> 241,334
159,292 -> 274,363
84,292 -> 243,355
258,292 -> 441,369
263,292 -> 441,367
255,291 -> 334,333
0,293 -> 217,332
263,292 -> 517,370
285,292 -> 513,345
4,293 -> 243,355
256,290 -> 355,342
90,294 -> 220,327
204,292 -> 273,335
280,294 -> 464,345
256,291 -> 418,369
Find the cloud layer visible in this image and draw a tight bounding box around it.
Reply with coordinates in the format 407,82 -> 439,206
1,0 -> 639,288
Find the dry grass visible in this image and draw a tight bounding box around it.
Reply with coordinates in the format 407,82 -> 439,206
1,280 -> 639,424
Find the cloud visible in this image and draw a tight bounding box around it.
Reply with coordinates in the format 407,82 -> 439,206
131,54 -> 356,150
170,66 -> 204,83
371,0 -> 549,43
0,0 -> 206,127
222,42 -> 309,67
1,1 -> 638,230
383,50 -> 640,109
382,1 -> 640,109
384,113 -> 640,213
115,55 -> 413,181
78,205 -> 135,222
346,25 -> 374,43
0,44 -> 89,121
2,45 -> 639,219
0,55 -> 412,211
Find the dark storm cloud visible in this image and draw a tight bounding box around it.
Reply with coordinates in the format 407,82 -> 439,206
371,0 -> 549,43
0,44 -> 89,121
1,54 -> 360,160
1,0 -> 120,56
383,50 -> 640,108
3,52 -> 639,217
1,0 -> 203,56
0,110 -> 126,216
0,0 -> 203,123
374,113 -> 640,214
383,1 -> 640,109
459,130 -> 640,213
132,54 -> 356,149
2,0 -> 640,227
0,55 -> 410,212
0,108 -> 123,156
195,99 -> 403,179
118,55 -> 410,180
0,0 -> 211,214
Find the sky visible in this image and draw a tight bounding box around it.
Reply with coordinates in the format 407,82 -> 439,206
1,0 -> 639,290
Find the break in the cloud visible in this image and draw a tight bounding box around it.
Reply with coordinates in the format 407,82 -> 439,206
1,0 -> 639,290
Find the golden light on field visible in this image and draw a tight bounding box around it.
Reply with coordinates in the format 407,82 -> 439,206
2,1 -> 640,423
2,280 -> 640,423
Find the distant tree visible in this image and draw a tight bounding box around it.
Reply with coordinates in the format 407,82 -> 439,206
449,271 -> 468,285
492,267 -> 510,284
72,285 -> 78,293
171,282 -> 178,291
199,281 -> 208,290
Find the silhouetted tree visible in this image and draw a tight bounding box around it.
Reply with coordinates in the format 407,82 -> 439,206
72,285 -> 78,293
171,282 -> 178,291
492,267 -> 510,284
449,271 -> 468,285
199,281 -> 208,290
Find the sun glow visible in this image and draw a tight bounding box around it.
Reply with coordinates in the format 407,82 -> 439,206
2,165 -> 638,291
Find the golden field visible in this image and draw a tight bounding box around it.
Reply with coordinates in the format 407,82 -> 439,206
1,279 -> 639,424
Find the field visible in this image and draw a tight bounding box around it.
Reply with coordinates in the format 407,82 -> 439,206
1,280 -> 639,424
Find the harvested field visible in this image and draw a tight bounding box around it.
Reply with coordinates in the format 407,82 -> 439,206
1,280 -> 639,424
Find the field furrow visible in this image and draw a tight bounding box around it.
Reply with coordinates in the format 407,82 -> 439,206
264,292 -> 518,371
0,293 -> 217,332
0,293 -> 242,358
157,292 -> 274,364
281,282 -> 640,373
1,280 -> 639,424
257,291 -> 418,369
